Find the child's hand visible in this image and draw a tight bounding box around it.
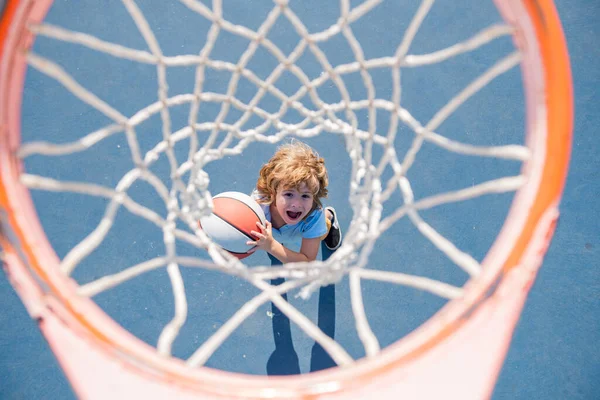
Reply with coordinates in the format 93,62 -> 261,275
247,221 -> 275,252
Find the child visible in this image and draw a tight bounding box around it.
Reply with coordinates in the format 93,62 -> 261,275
247,140 -> 342,263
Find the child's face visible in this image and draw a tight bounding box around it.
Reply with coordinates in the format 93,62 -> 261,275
273,182 -> 315,225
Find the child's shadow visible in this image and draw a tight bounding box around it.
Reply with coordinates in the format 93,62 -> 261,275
266,243 -> 337,376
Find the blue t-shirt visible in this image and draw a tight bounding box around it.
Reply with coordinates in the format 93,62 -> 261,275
251,191 -> 327,250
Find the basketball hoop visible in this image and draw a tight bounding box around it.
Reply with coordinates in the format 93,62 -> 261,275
0,0 -> 572,399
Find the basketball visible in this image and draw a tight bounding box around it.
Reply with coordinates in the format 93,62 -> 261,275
199,191 -> 267,259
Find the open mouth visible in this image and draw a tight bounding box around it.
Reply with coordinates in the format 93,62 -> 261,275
286,211 -> 302,220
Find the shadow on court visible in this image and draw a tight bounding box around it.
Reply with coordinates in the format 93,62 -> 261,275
266,243 -> 337,375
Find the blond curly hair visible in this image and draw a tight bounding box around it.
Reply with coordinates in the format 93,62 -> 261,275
255,140 -> 328,215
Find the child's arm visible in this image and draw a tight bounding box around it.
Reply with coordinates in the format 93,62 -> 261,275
248,221 -> 320,263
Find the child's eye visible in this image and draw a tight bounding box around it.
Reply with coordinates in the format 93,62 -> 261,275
284,193 -> 293,197
302,194 -> 311,199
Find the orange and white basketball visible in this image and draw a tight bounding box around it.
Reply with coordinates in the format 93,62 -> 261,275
199,192 -> 267,259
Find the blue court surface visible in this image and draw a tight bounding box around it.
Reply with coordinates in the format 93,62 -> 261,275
0,1 -> 598,399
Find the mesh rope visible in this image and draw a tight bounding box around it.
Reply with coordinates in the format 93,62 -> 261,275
18,0 -> 528,367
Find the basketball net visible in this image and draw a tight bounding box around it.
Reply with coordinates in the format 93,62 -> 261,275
0,0 -> 572,399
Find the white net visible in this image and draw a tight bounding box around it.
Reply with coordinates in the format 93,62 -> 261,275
17,0 -> 529,371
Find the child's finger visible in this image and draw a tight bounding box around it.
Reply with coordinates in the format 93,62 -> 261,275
263,221 -> 272,233
250,230 -> 264,239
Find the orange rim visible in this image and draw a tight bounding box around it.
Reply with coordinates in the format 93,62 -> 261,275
0,0 -> 573,397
